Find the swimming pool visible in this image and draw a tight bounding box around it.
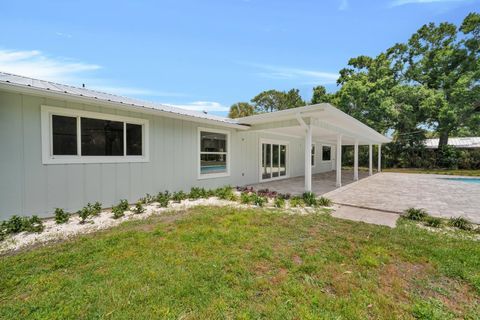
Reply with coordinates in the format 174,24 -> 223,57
440,177 -> 480,184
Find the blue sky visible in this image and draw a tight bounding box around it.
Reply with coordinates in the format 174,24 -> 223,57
0,0 -> 478,116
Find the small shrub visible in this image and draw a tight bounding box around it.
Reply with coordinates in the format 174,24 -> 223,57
171,191 -> 187,203
54,208 -> 70,224
404,208 -> 428,221
5,215 -> 25,233
111,206 -> 125,219
92,202 -> 102,216
236,186 -> 254,193
449,216 -> 472,231
215,186 -> 237,201
277,193 -> 291,200
302,192 -> 317,207
140,193 -> 155,204
156,191 -> 170,208
77,207 -> 91,224
274,197 -> 285,208
25,215 -> 44,233
252,194 -> 267,207
290,196 -> 304,208
189,187 -> 208,200
257,188 -> 277,198
424,216 -> 442,228
0,228 -> 5,242
317,196 -> 332,207
133,201 -> 145,214
240,192 -> 254,204
118,199 -> 129,212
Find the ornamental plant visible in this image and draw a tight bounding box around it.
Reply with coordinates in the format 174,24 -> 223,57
54,208 -> 70,224
449,216 -> 472,231
274,197 -> 285,208
289,196 -> 304,208
189,187 -> 208,200
156,191 -> 170,208
302,192 -> 317,207
171,191 -> 187,203
404,208 -> 428,221
133,201 -> 145,214
317,197 -> 332,207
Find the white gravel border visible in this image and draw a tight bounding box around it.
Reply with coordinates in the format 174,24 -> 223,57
0,197 -> 329,255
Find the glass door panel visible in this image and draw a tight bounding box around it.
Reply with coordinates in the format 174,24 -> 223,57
272,144 -> 279,177
280,145 -> 286,176
262,143 -> 271,180
261,142 -> 287,181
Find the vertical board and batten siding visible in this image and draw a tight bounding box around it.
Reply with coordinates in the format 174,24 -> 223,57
0,90 -> 334,219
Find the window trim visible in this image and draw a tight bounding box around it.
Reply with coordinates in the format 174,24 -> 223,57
197,127 -> 230,180
41,105 -> 149,164
321,144 -> 332,162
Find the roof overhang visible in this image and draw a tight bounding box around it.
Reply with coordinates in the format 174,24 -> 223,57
237,104 -> 391,145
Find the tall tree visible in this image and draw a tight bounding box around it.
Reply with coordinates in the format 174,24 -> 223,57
228,102 -> 255,119
311,85 -> 334,104
251,89 -> 305,113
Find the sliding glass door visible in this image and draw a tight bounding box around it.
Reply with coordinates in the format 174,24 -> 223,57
261,141 -> 287,181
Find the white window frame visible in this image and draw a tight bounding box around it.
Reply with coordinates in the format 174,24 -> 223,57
41,105 -> 149,164
321,144 -> 332,162
197,127 -> 230,180
258,138 -> 290,182
311,143 -> 316,167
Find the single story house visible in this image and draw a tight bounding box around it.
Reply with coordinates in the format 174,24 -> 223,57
0,72 -> 390,219
425,137 -> 480,149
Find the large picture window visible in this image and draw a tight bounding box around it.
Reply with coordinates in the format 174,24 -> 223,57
42,106 -> 149,164
198,129 -> 229,178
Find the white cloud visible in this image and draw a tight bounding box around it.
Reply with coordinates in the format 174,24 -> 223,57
391,0 -> 470,6
245,62 -> 339,85
167,101 -> 229,112
339,0 -> 349,10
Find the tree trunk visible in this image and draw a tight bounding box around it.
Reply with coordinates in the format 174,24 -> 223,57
438,130 -> 449,148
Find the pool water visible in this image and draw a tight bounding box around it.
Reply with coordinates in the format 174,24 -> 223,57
440,177 -> 480,184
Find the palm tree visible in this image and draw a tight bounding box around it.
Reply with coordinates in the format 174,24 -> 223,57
228,102 -> 255,119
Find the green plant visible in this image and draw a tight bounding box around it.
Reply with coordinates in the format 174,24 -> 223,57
317,196 -> 332,207
302,192 -> 317,207
25,215 -> 44,233
171,191 -> 187,203
118,199 -> 129,211
214,186 -> 237,201
424,216 -> 442,228
240,192 -> 254,204
274,197 -> 285,208
133,201 -> 145,214
5,215 -> 24,233
449,216 -> 472,231
252,194 -> 267,207
289,196 -> 304,208
112,206 -> 125,219
77,207 -> 91,224
404,208 -> 428,221
189,187 -> 207,200
156,191 -> 170,208
92,202 -> 102,216
141,193 -> 155,204
54,208 -> 70,224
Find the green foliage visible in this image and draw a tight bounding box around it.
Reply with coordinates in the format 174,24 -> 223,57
54,208 -> 70,224
111,206 -> 125,219
140,194 -> 155,205
404,208 -> 428,221
317,196 -> 333,207
449,216 -> 472,231
214,186 -> 237,201
412,298 -> 454,320
189,187 -> 208,200
251,89 -> 305,113
4,215 -> 25,233
302,192 -> 317,207
156,191 -> 170,208
171,191 -> 187,203
424,216 -> 442,228
240,192 -> 254,204
118,200 -> 129,212
228,102 -> 255,119
77,202 -> 104,223
26,215 -> 44,233
91,202 -> 102,216
133,201 -> 145,214
274,197 -> 285,208
77,207 -> 91,224
2,215 -> 44,234
289,196 -> 304,208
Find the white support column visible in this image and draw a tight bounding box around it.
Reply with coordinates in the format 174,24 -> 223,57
377,144 -> 382,173
336,134 -> 342,187
354,140 -> 359,181
368,144 -> 373,176
304,125 -> 312,192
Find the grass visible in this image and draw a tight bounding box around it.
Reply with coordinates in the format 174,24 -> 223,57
383,168 -> 480,176
1,206 -> 479,319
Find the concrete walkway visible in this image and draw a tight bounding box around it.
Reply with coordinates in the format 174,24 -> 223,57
325,172 -> 480,224
332,204 -> 399,228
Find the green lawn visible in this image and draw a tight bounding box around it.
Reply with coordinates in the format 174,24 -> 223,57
383,168 -> 480,176
1,206 -> 479,319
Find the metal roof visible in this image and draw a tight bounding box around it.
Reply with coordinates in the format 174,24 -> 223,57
0,71 -> 246,129
425,137 -> 480,149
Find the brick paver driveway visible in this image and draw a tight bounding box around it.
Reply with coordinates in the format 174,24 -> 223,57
325,172 -> 480,223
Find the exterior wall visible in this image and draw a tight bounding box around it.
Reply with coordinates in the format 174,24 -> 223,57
0,90 -> 333,219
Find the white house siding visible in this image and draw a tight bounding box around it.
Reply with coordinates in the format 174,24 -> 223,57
0,91 -> 334,219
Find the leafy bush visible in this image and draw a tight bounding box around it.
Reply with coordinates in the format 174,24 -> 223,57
171,191 -> 187,203
302,192 -> 317,207
4,215 -> 25,233
54,208 -> 70,224
156,191 -> 170,208
289,196 -> 304,208
276,193 -> 291,200
111,206 -> 125,219
118,199 -> 129,212
92,202 -> 102,216
133,201 -> 145,214
189,187 -> 208,200
317,197 -> 332,207
240,192 -> 254,204
252,194 -> 267,207
424,216 -> 442,228
140,193 -> 155,205
274,197 -> 285,208
25,215 -> 44,233
404,208 -> 428,221
2,215 -> 45,233
449,216 -> 472,231
257,188 -> 277,198
77,207 -> 91,224
215,186 -> 237,201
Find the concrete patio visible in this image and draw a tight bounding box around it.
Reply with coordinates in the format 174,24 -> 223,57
248,170 -> 370,195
